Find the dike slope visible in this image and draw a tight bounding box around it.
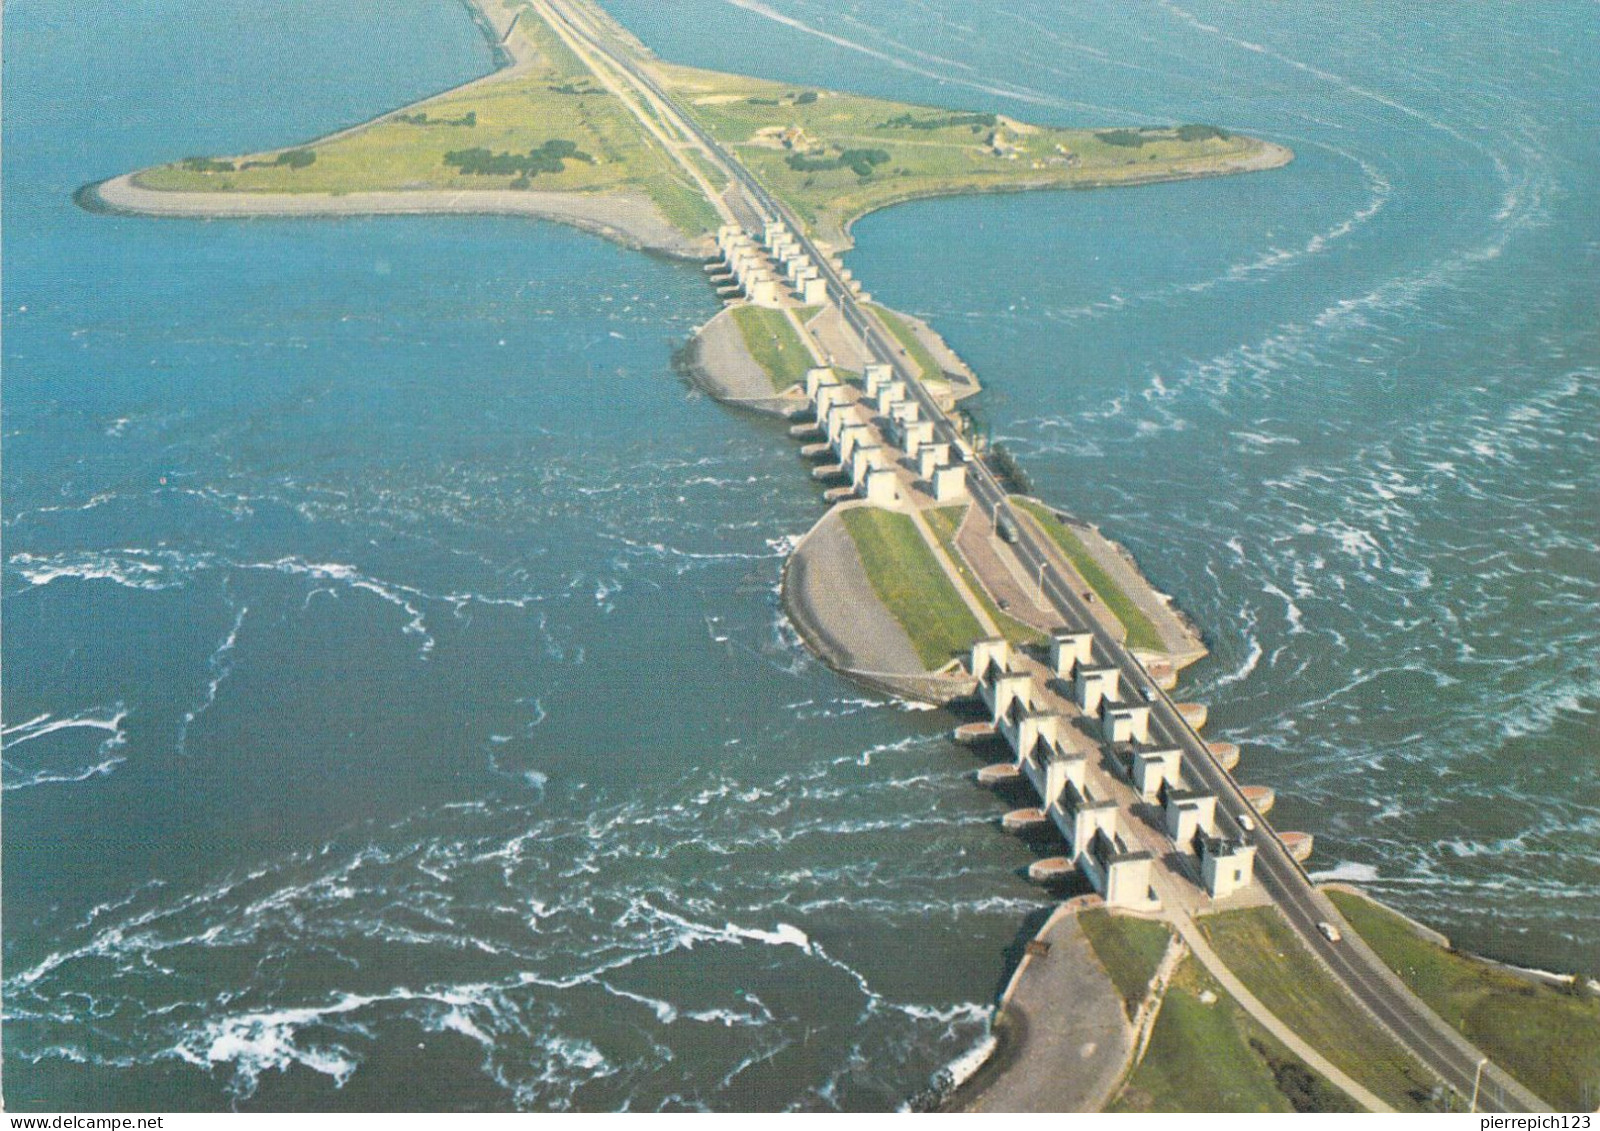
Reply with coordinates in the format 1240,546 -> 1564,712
84,175 -> 706,259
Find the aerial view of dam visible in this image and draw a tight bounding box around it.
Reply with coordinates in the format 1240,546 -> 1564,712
3,0 -> 1596,1115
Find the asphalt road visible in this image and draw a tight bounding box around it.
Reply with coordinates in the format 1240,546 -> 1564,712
539,1 -> 1546,1112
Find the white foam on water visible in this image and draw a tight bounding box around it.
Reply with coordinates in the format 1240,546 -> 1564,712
252,557 -> 435,657
1309,861 -> 1381,883
168,998 -> 366,1098
717,0 -> 1139,118
8,550 -> 183,591
2,704 -> 132,791
177,604 -> 248,755
597,982 -> 680,1025
940,1032 -> 997,1091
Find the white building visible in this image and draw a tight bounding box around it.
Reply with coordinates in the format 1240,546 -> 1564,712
859,466 -> 899,506
875,382 -> 907,414
1074,666 -> 1121,715
805,367 -> 839,400
897,419 -> 936,458
931,464 -> 968,502
916,443 -> 952,481
1049,632 -> 1094,678
1131,748 -> 1182,799
849,443 -> 887,484
836,422 -> 875,463
1102,702 -> 1151,745
1200,836 -> 1257,899
970,637 -> 1010,684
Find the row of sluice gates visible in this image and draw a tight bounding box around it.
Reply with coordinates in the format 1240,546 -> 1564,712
971,634 -> 1260,908
713,222 -> 827,307
798,365 -> 969,506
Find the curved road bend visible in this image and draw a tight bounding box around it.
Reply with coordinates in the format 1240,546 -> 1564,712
539,1 -> 1547,1112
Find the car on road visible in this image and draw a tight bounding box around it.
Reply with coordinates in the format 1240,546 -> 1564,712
1318,920 -> 1343,943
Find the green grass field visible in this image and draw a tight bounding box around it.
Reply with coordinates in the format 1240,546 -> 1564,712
1077,910 -> 1172,1018
125,3 -> 1285,249
1114,957 -> 1359,1113
1201,907 -> 1444,1111
867,304 -> 944,385
132,8 -> 718,236
922,506 -> 1045,647
1113,957 -> 1294,1112
1012,498 -> 1164,653
729,306 -> 813,391
658,63 -> 1284,244
840,507 -> 985,669
1326,889 -> 1600,1110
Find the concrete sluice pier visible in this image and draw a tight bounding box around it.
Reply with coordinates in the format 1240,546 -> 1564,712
1002,807 -> 1049,833
953,721 -> 997,744
1174,702 -> 1208,730
1241,784 -> 1276,814
978,763 -> 1022,786
1207,741 -> 1241,771
1144,658 -> 1178,690
1279,831 -> 1315,862
1026,857 -> 1075,883
966,634 -> 1261,908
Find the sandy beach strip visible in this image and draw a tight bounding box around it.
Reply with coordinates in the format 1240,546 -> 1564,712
84,174 -> 708,259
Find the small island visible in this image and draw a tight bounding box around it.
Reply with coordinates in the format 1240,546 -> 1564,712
87,0 -> 1290,259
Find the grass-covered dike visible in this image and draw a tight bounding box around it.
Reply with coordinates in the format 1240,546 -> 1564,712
728,306 -> 812,392
1112,956 -> 1357,1112
1326,888 -> 1600,1111
839,507 -> 984,669
1013,498 -> 1164,653
122,0 -> 1289,250
1077,909 -> 1172,1019
1201,907 -> 1445,1111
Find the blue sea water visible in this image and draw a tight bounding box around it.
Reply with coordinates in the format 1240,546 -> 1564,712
4,0 -> 1596,1112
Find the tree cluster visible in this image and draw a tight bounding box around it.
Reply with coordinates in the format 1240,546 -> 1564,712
785,147 -> 891,177
882,111 -> 996,131
444,139 -> 593,178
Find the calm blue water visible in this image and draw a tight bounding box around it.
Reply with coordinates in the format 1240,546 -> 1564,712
4,0 -> 1596,1112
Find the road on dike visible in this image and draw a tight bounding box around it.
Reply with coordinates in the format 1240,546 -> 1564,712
536,0 -> 1547,1112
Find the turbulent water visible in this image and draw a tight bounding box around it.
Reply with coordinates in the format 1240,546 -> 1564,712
4,0 -> 1596,1112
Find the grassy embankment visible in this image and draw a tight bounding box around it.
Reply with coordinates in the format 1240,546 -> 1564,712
125,2 -> 1286,251
1077,909 -> 1172,1018
1202,907 -> 1445,1111
1112,956 -> 1359,1113
839,508 -> 984,670
132,6 -> 720,237
728,306 -> 813,392
1326,889 -> 1600,1111
1012,498 -> 1164,653
923,506 -> 1045,648
866,304 -> 948,391
657,66 -> 1287,246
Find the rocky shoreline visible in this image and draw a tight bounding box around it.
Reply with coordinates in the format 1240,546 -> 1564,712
80,174 -> 708,260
